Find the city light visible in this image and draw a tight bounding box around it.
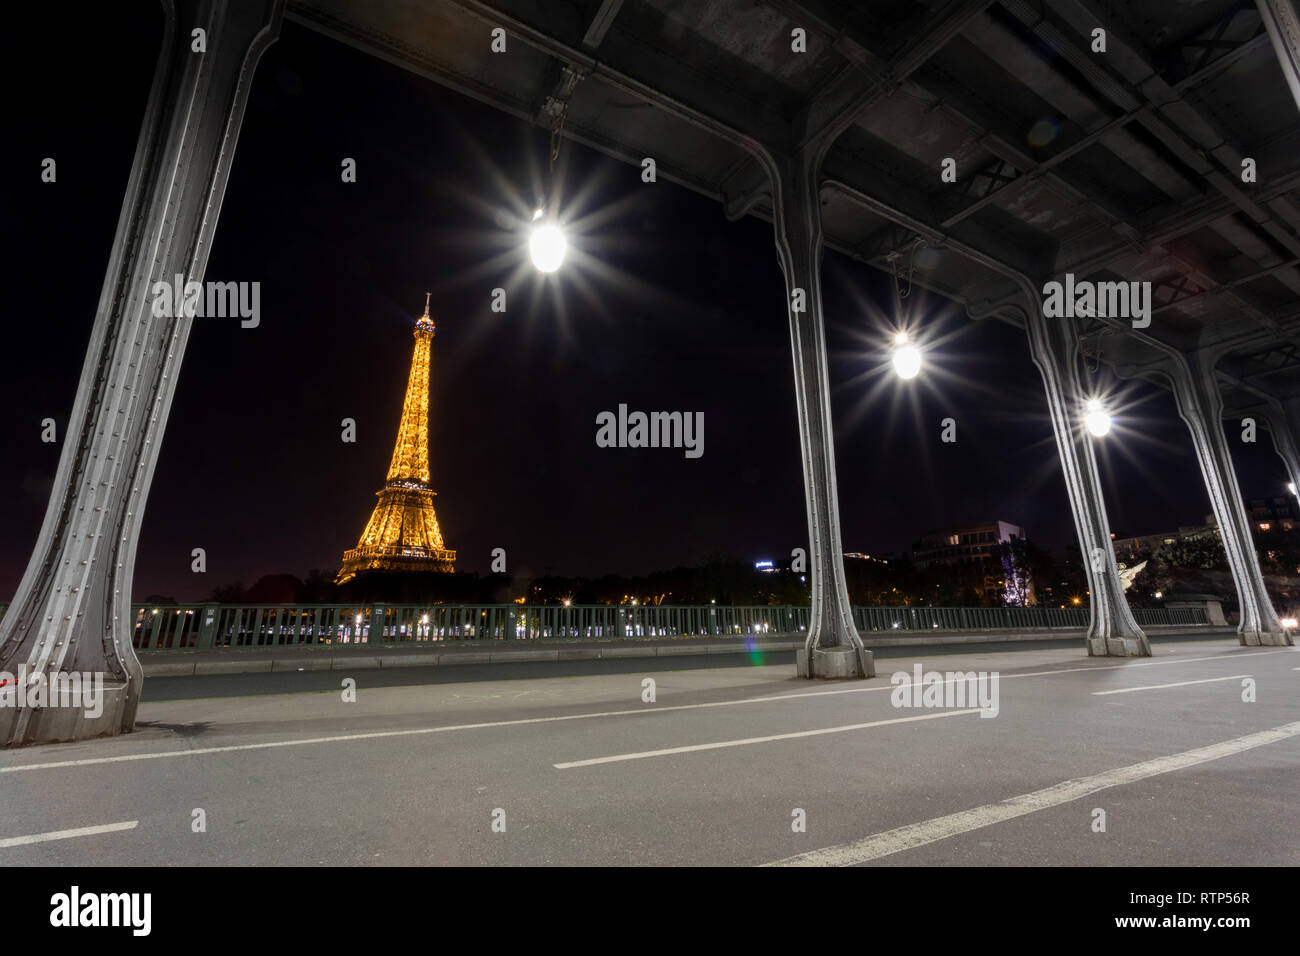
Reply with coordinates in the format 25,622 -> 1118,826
892,331 -> 921,379
528,209 -> 566,273
1282,617 -> 1298,629
1083,398 -> 1112,437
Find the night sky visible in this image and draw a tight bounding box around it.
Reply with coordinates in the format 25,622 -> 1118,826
1,4 -> 1288,602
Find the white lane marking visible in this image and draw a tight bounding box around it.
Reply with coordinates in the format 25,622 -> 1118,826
957,649 -> 1284,680
1091,674 -> 1250,695
766,720 -> 1300,867
0,820 -> 138,849
0,648 -> 1286,775
553,709 -> 980,769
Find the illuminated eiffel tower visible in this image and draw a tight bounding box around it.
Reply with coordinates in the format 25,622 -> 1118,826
336,294 -> 456,583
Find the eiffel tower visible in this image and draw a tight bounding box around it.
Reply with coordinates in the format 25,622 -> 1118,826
336,294 -> 456,583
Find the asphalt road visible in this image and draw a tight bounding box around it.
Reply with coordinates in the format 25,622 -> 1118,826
1,632 -> 1296,866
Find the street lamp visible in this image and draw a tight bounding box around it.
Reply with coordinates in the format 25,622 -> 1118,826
528,208 -> 566,273
892,331 -> 921,379
1083,398 -> 1112,437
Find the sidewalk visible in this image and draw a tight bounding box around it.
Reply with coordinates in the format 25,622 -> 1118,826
139,624 -> 1225,677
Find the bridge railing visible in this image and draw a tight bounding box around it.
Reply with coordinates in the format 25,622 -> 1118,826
118,602 -> 1211,652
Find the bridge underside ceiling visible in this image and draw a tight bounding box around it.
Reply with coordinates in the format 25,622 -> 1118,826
288,0 -> 1300,402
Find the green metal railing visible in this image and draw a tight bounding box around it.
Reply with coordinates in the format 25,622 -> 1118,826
861,605 -> 1209,630
118,602 -> 1211,652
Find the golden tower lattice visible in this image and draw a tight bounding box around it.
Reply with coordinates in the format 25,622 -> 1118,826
336,294 -> 456,583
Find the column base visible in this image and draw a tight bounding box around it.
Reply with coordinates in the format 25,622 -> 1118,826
1239,628 -> 1294,647
796,646 -> 875,679
1,681 -> 137,748
1088,636 -> 1151,657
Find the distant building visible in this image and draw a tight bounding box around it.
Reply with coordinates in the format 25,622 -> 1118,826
1110,525 -> 1216,562
912,521 -> 1025,566
1244,495 -> 1297,531
843,552 -> 890,564
911,520 -> 1035,605
1112,492 -> 1296,561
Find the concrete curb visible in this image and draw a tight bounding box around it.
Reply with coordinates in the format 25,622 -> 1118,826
137,625 -> 1226,678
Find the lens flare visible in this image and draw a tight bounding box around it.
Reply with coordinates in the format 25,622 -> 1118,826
529,223 -> 566,272
893,341 -> 922,379
1084,398 -> 1112,437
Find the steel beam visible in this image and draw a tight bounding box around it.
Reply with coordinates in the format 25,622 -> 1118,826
1258,0 -> 1300,114
1034,0 -> 1300,287
769,148 -> 873,679
1018,298 -> 1149,656
790,0 -> 993,154
1153,351 -> 1292,646
581,0 -> 623,51
0,0 -> 285,746
1273,397 -> 1300,499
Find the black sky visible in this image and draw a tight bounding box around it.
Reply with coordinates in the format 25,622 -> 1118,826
0,4 -> 1289,601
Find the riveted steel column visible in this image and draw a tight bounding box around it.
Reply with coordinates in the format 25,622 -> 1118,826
0,0 -> 285,746
1259,0 -> 1300,114
1270,398 -> 1300,501
1021,296 -> 1149,656
769,148 -> 873,679
1163,352 -> 1291,646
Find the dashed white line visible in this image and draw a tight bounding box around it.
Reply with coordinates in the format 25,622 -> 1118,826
0,820 -> 138,849
766,720 -> 1300,866
1091,674 -> 1250,695
553,709 -> 981,768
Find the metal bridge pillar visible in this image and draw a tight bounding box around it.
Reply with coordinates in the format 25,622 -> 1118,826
0,0 -> 285,747
1258,0 -> 1300,115
1269,398 -> 1300,500
1162,352 -> 1291,646
769,148 -> 872,679
1021,296 -> 1149,656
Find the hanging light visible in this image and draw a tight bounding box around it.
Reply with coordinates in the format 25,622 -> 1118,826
529,208 -> 566,273
528,99 -> 571,273
1078,336 -> 1114,437
1084,398 -> 1112,437
888,239 -> 925,378
892,331 -> 922,379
